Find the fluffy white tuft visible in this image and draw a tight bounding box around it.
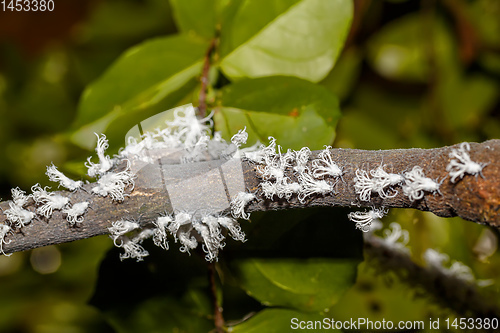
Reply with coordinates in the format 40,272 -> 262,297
354,166 -> 404,201
62,202 -> 90,225
31,184 -> 69,218
348,206 -> 388,232
11,187 -> 30,207
297,172 -> 334,203
46,164 -> 83,191
217,216 -> 246,242
108,220 -> 140,246
86,133 -> 114,178
446,142 -> 487,183
108,220 -> 151,262
402,166 -> 441,201
231,127 -> 248,149
423,248 -> 475,283
230,192 -> 256,220
153,215 -> 173,250
118,236 -> 150,262
91,161 -> 135,201
381,222 -> 410,253
293,147 -> 311,174
244,137 -> 277,164
4,202 -> 36,228
0,224 -> 12,256
312,146 -> 342,179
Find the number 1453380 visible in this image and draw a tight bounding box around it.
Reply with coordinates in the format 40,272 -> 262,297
1,0 -> 54,12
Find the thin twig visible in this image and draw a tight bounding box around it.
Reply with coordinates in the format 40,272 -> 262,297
442,0 -> 479,64
364,234 -> 500,318
208,262 -> 225,333
0,140 -> 499,255
198,38 -> 217,118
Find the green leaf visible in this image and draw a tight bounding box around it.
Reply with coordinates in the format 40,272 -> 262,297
335,85 -> 423,150
367,14 -> 458,82
231,259 -> 357,312
438,73 -> 499,130
220,0 -> 353,82
215,76 -> 341,150
230,308 -> 340,333
219,0 -> 300,57
169,0 -> 216,39
469,0 -> 500,47
80,0 -> 176,42
320,47 -> 362,101
73,34 -> 208,149
105,295 -> 214,333
225,208 -> 362,313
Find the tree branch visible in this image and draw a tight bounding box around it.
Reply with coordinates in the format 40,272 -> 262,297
198,38 -> 217,118
1,139 -> 499,255
208,262 -> 225,333
364,233 -> 500,318
245,139 -> 500,226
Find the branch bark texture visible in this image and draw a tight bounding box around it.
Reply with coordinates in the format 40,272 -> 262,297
364,234 -> 499,318
1,139 -> 499,255
245,139 -> 500,225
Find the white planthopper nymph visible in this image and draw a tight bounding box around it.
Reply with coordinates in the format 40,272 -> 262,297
166,105 -> 213,148
382,222 -> 410,253
369,165 -> 404,197
117,236 -> 150,262
244,137 -> 277,164
108,220 -> 140,246
260,181 -> 279,200
230,192 -> 256,220
145,210 -> 247,262
293,147 -> 311,174
11,187 -> 31,207
177,230 -> 198,255
0,224 -> 12,256
217,216 -> 246,242
4,203 -> 36,228
91,160 -> 135,201
348,206 -> 388,232
222,127 -> 249,159
297,172 -> 335,203
353,169 -> 372,201
86,133 -> 114,178
46,163 -> 83,191
167,212 -> 192,240
256,145 -> 293,183
193,218 -> 223,261
31,184 -> 70,218
62,201 -> 90,225
231,127 -> 249,149
402,166 -> 441,201
181,134 -> 210,163
446,142 -> 487,183
312,146 -> 343,179
5,187 -> 36,228
354,165 -> 404,201
153,215 -> 173,250
423,248 -> 476,284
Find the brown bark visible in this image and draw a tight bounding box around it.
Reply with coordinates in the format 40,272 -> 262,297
197,38 -> 217,118
1,139 -> 499,255
364,234 -> 500,318
245,139 -> 500,226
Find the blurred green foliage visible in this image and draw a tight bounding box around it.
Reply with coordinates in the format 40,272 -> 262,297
0,0 -> 499,332
215,76 -> 341,150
